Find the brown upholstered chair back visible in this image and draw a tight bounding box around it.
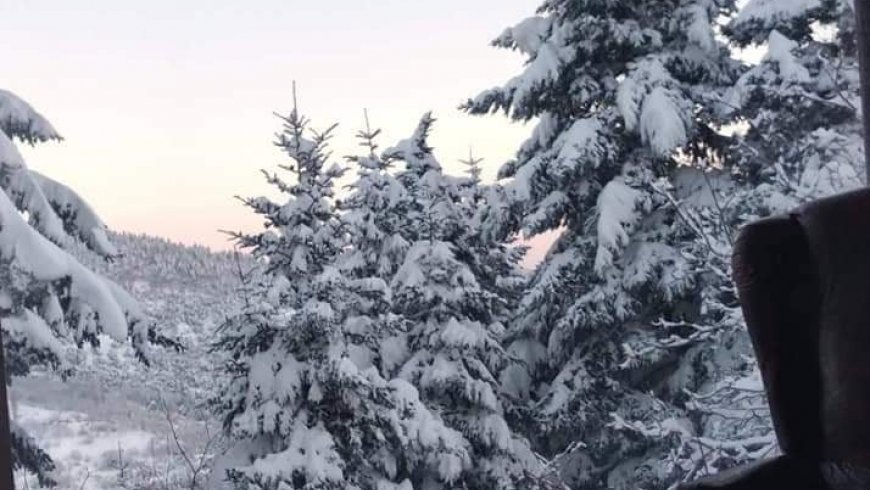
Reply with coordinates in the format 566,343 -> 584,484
793,188 -> 870,462
735,187 -> 870,462
732,211 -> 823,458
678,187 -> 870,490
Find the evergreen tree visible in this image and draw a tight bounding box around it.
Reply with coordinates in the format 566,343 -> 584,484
0,89 -> 152,485
454,150 -> 531,430
458,148 -> 485,205
456,148 -> 527,316
341,111 -> 411,282
337,112 -> 412,379
725,0 -> 864,209
213,103 -> 470,490
386,114 -> 549,489
628,0 -> 867,481
463,1 -> 743,488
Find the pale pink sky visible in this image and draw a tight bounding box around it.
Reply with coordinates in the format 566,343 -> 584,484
2,0 -> 555,266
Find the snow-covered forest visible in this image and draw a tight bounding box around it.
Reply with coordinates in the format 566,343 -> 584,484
2,0 -> 866,488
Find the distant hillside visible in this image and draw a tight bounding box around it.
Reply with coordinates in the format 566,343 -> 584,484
73,231 -> 255,329
66,230 -> 256,412
82,231 -> 245,291
15,231 -> 255,488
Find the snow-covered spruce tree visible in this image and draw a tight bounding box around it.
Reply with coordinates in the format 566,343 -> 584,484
454,150 -> 532,431
458,149 -> 484,206
724,0 -> 864,210
0,89 -> 152,485
612,2 -> 866,480
608,171 -> 758,482
463,1 -> 746,488
385,114 -> 551,489
336,113 -> 412,380
457,149 -> 528,319
632,0 -> 866,479
213,104 -> 472,490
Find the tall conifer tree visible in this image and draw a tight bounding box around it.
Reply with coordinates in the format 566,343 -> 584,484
644,0 -> 867,480
386,114 -> 549,489
464,1 -> 743,487
213,102 -> 473,490
0,89 -> 152,486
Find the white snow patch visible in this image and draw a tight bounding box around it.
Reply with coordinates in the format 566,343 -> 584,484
734,0 -> 822,29
595,177 -> 644,275
639,87 -> 689,157
764,30 -> 811,84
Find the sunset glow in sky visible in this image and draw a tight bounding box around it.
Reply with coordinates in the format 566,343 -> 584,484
2,0 -> 561,265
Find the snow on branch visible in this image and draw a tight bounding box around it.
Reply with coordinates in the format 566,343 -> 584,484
0,187 -> 129,340
594,177 -> 644,275
30,171 -> 119,258
0,89 -> 61,144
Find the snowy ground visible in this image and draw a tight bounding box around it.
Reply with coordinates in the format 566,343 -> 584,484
12,374 -> 222,489
12,377 -> 220,490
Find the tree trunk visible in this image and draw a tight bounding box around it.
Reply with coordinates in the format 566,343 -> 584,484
855,0 -> 870,180
0,327 -> 14,490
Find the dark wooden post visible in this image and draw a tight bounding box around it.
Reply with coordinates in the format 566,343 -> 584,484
856,0 -> 870,179
0,327 -> 14,490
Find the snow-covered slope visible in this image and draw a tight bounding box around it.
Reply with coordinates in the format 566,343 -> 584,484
13,232 -> 252,489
